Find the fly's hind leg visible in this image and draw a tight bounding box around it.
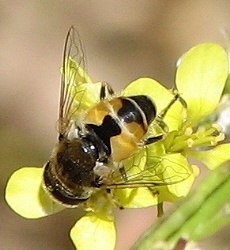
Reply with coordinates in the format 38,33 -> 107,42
143,90 -> 186,146
157,89 -> 187,122
118,163 -> 128,182
157,91 -> 180,124
100,82 -> 114,100
143,134 -> 164,145
106,189 -> 124,209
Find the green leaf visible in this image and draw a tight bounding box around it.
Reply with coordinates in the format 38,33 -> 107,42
188,143 -> 230,170
131,165 -> 230,250
176,43 -> 229,126
70,212 -> 116,250
5,167 -> 64,218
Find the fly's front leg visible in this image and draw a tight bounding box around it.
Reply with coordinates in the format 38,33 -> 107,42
93,159 -> 111,179
93,155 -> 118,186
100,82 -> 114,100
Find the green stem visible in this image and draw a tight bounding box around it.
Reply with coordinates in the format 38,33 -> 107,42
157,202 -> 164,217
131,165 -> 230,250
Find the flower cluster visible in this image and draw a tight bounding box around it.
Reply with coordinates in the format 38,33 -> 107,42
5,43 -> 230,250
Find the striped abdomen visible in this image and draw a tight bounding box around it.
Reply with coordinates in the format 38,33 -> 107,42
84,95 -> 156,162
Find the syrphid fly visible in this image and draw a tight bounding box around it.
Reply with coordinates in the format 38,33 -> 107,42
43,26 -> 190,207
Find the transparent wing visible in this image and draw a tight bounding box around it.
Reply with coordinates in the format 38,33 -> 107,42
101,148 -> 195,207
59,26 -> 84,136
103,148 -> 193,188
58,26 -> 102,137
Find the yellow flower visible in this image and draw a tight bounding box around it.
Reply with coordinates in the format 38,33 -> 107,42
5,43 -> 230,250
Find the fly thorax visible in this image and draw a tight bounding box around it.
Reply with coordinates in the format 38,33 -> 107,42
55,138 -> 98,188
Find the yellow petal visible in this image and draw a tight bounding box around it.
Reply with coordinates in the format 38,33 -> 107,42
176,43 -> 229,126
145,152 -> 197,201
112,149 -> 158,208
146,149 -> 193,183
70,212 -> 116,250
158,165 -> 199,202
114,150 -> 196,207
5,167 -> 64,219
188,143 -> 230,170
114,187 -> 158,208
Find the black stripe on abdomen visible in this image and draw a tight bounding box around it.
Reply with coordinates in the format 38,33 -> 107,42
118,96 -> 156,125
86,115 -> 121,155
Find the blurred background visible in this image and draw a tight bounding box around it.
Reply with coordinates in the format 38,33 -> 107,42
1,1 -> 230,249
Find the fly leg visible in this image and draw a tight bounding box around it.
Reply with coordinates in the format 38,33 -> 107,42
118,164 -> 128,182
106,189 -> 124,209
143,90 -> 186,145
158,91 -> 181,120
93,157 -> 111,182
100,82 -> 114,100
143,134 -> 164,145
156,89 -> 186,128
